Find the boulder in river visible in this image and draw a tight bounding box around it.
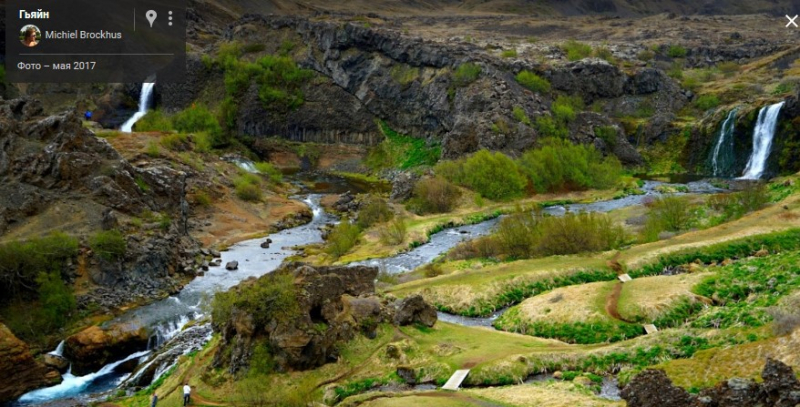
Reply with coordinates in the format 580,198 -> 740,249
225,261 -> 239,270
0,323 -> 61,403
64,323 -> 149,376
42,354 -> 70,373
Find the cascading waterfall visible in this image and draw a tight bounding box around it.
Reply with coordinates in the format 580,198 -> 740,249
120,82 -> 156,133
739,101 -> 785,180
48,340 -> 65,357
710,109 -> 737,177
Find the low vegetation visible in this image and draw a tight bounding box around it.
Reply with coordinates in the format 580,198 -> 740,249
365,121 -> 441,171
90,229 -> 127,261
518,138 -> 623,193
451,210 -> 627,261
562,40 -> 592,61
406,176 -> 462,215
435,150 -> 527,201
515,70 -> 551,93
325,221 -> 362,258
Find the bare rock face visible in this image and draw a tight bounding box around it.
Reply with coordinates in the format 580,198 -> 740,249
622,358 -> 800,407
393,295 -> 438,327
0,323 -> 61,403
42,354 -> 70,373
64,323 -> 149,376
213,263 -> 437,374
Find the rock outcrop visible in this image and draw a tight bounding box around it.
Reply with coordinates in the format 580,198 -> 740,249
622,358 -> 800,407
213,263 -> 437,374
0,98 -> 203,311
0,323 -> 61,403
155,15 -> 692,164
64,323 -> 150,376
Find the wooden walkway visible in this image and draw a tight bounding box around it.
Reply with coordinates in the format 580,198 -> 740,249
442,369 -> 470,391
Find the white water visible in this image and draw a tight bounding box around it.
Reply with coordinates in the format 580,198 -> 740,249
739,102 -> 785,180
17,350 -> 150,403
120,82 -> 156,133
48,340 -> 65,357
711,109 -> 737,177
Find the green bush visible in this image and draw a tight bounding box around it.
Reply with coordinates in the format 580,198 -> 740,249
594,125 -> 618,147
534,116 -> 568,139
390,64 -> 419,86
452,63 -> 482,88
516,70 -> 551,93
133,110 -> 173,132
436,150 -> 527,201
0,232 -> 79,302
90,230 -> 127,261
512,106 -> 531,126
254,162 -> 283,183
637,50 -> 655,62
211,272 -> 299,330
379,217 -> 407,245
517,138 -> 623,193
562,40 -> 592,61
357,197 -> 393,229
667,45 -> 688,58
159,133 -> 189,151
144,141 -> 160,157
552,96 -> 579,124
694,94 -> 720,110
173,104 -> 222,135
36,272 -> 76,329
501,49 -> 518,58
235,183 -> 262,202
407,176 -> 462,214
325,221 -> 361,258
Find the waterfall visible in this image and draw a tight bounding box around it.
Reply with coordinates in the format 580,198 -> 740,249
739,101 -> 785,180
48,340 -> 66,357
710,109 -> 737,177
120,82 -> 156,133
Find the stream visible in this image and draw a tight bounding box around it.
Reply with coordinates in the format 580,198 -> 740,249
11,173 -> 723,406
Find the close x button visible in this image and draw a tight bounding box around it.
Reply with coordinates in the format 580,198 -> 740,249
788,15 -> 798,28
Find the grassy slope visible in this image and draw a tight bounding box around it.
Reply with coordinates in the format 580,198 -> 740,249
616,272 -> 711,322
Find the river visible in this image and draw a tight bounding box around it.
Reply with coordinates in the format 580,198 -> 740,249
10,174 -> 723,406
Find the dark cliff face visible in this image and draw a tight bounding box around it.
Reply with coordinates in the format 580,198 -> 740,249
0,98 -> 200,311
160,15 -> 693,164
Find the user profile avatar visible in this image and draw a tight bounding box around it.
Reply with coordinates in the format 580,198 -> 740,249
20,25 -> 41,47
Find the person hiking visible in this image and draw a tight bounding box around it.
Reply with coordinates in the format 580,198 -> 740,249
183,383 -> 191,406
150,392 -> 158,407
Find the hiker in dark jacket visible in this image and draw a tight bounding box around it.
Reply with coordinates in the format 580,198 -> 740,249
150,392 -> 158,407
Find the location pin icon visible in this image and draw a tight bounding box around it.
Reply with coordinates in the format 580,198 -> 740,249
146,10 -> 157,27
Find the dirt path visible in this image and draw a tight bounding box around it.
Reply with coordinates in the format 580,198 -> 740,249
605,282 -> 629,323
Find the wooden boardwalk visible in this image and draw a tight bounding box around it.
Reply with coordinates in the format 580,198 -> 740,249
441,369 -> 471,391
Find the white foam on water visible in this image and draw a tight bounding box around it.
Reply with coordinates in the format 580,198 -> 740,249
739,102 -> 785,180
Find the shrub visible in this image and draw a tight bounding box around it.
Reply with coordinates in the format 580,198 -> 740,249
325,221 -> 361,258
516,70 -> 551,93
254,162 -> 283,183
437,150 -> 527,201
594,125 -> 618,147
408,176 -> 462,214
512,106 -> 531,125
534,116 -> 568,139
0,232 -> 79,302
36,272 -> 76,329
517,138 -> 623,193
379,217 -> 407,245
90,230 -> 127,261
562,40 -> 592,61
667,45 -> 688,58
134,110 -> 173,132
390,64 -> 419,86
211,272 -> 299,330
694,94 -> 720,110
159,133 -> 189,151
144,141 -> 160,157
552,96 -> 580,124
421,263 -> 443,278
501,49 -> 518,58
195,190 -> 212,207
452,63 -> 482,88
594,46 -> 615,63
667,61 -> 684,79
234,173 -> 262,201
367,122 -> 441,171
643,196 -> 695,237
357,197 -> 393,229
173,105 -> 222,135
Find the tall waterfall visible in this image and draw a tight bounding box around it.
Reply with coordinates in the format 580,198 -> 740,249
710,109 -> 737,177
739,101 -> 785,180
120,82 -> 155,133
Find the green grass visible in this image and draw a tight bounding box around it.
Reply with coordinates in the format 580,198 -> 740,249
516,70 -> 551,93
365,121 -> 441,171
562,40 -> 592,61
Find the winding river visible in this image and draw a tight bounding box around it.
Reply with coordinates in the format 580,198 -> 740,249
11,174 -> 723,406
